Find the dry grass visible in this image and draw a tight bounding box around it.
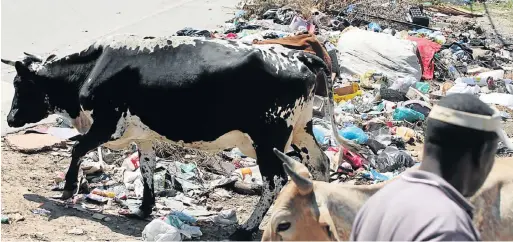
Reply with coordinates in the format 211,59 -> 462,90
238,0 -> 346,19
152,140 -> 234,176
239,0 -> 419,31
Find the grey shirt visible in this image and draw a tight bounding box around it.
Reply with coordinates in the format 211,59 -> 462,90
350,170 -> 481,241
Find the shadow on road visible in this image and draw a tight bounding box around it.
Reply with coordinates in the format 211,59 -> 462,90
23,193 -> 148,238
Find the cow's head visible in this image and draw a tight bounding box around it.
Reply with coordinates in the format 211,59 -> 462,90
1,53 -> 57,127
262,148 -> 341,241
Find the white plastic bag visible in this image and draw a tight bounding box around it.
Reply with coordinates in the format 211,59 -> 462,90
142,219 -> 182,242
389,77 -> 418,93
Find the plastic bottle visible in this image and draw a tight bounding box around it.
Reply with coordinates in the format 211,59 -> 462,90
448,65 -> 461,79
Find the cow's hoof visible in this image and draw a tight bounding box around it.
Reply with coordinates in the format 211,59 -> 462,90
229,228 -> 253,241
61,190 -> 74,200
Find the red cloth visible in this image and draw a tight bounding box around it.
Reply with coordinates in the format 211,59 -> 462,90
408,36 -> 441,80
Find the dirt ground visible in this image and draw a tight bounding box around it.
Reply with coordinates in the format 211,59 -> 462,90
0,141 -> 266,241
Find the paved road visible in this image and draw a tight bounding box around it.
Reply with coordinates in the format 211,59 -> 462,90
1,0 -> 239,136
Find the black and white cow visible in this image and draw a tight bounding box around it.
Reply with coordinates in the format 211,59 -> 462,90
1,34 -> 360,240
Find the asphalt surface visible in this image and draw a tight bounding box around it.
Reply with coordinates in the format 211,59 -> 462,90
1,0 -> 239,136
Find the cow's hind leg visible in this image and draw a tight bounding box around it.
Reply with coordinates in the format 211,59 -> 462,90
291,120 -> 330,181
122,140 -> 156,219
292,101 -> 330,181
229,127 -> 290,241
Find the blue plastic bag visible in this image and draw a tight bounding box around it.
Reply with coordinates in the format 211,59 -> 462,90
368,22 -> 382,32
339,126 -> 368,144
415,82 -> 430,94
313,126 -> 330,145
170,210 -> 197,223
393,107 -> 425,122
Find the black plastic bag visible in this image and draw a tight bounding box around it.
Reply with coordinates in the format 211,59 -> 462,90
371,146 -> 416,172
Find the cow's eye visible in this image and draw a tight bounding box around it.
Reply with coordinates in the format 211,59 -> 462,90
277,222 -> 291,232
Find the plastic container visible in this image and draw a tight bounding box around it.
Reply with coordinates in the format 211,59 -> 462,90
392,107 -> 425,122
339,126 -> 368,144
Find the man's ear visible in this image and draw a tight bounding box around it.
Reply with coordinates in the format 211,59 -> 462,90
14,61 -> 32,76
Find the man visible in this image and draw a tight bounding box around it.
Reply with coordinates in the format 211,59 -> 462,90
350,93 -> 513,241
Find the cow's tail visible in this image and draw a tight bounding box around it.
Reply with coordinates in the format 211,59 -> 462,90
298,52 -> 363,155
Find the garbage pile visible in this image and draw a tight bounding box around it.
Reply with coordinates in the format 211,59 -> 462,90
4,1 -> 513,240
167,0 -> 513,185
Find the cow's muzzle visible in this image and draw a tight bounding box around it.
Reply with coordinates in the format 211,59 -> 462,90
7,110 -> 24,128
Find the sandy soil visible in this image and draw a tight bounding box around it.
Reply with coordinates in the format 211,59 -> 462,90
0,141 -> 266,241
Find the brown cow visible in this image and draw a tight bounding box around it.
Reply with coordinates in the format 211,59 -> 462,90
262,149 -> 513,241
253,34 -> 337,97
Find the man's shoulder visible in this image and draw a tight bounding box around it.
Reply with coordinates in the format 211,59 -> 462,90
362,176 -> 470,221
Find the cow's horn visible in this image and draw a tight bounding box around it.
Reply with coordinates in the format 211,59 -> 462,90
273,148 -> 312,178
1,59 -> 16,66
23,52 -> 43,62
273,148 -> 305,172
283,163 -> 313,195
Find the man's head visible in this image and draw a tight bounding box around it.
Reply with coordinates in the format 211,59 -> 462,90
422,93 -> 506,197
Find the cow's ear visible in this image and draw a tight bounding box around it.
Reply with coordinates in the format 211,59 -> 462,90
14,61 -> 32,76
318,205 -> 340,241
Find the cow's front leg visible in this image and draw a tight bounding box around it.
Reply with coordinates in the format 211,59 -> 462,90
230,143 -> 288,241
61,126 -> 112,199
61,110 -> 121,200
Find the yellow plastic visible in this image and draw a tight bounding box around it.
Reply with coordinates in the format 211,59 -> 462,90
334,90 -> 363,103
